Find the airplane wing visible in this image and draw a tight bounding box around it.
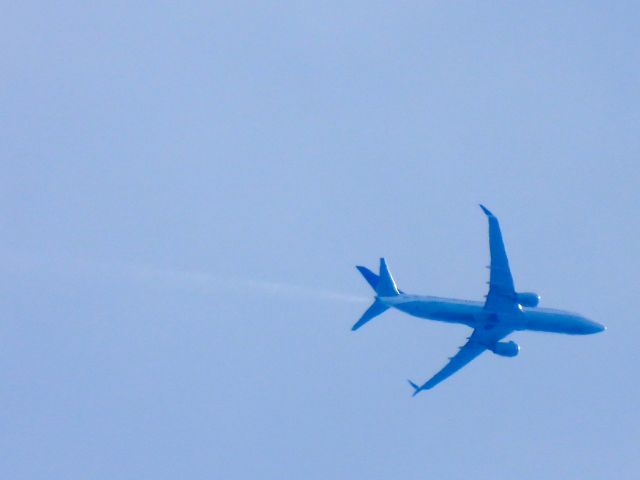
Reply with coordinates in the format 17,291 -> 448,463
409,327 -> 510,395
480,205 -> 518,312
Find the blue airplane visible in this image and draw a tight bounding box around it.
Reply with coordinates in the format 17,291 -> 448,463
353,205 -> 605,395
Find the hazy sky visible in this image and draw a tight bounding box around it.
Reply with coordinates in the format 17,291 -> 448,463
2,2 -> 639,479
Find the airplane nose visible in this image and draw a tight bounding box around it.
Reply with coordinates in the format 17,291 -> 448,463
584,320 -> 606,334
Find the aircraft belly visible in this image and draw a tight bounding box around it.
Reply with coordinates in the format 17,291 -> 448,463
523,310 -> 586,334
396,301 -> 479,327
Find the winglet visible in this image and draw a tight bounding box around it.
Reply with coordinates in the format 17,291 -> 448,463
479,204 -> 494,217
408,380 -> 423,397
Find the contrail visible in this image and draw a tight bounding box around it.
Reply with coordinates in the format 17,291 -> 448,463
1,250 -> 368,304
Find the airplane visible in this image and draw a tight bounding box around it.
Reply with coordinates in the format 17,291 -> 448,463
353,205 -> 606,395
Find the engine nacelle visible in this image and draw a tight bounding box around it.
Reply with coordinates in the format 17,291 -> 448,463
491,341 -> 520,357
516,292 -> 540,307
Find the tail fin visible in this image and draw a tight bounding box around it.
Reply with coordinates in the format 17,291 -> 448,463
376,258 -> 399,297
356,261 -> 404,295
408,380 -> 424,397
352,258 -> 400,331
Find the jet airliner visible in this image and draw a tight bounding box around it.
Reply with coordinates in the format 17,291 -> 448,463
353,205 -> 605,395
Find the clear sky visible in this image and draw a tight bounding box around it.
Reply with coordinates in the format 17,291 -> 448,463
2,2 -> 639,479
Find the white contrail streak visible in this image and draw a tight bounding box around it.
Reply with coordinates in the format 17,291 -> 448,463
1,250 -> 368,304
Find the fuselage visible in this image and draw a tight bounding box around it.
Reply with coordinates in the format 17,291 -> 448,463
354,207 -> 607,394
380,293 -> 605,335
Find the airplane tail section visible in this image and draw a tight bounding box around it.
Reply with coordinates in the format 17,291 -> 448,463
356,258 -> 400,297
352,258 -> 400,331
376,258 -> 400,297
351,299 -> 389,331
408,380 -> 424,397
355,265 -> 379,291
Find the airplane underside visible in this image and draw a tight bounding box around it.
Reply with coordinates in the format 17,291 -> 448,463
391,297 -> 603,335
352,205 -> 605,395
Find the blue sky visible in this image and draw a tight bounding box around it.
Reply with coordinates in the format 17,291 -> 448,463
2,2 -> 639,478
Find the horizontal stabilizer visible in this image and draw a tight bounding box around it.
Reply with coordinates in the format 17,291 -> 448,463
408,380 -> 423,397
352,299 -> 389,331
356,266 -> 379,291
356,265 -> 405,294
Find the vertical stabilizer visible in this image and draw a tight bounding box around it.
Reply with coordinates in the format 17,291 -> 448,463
376,258 -> 399,297
352,258 -> 400,331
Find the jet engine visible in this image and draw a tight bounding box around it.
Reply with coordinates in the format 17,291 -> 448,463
490,341 -> 520,357
516,292 -> 540,307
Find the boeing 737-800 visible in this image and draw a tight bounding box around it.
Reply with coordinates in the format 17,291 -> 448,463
353,205 -> 605,395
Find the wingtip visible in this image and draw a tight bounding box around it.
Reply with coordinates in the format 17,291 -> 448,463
479,204 -> 494,217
